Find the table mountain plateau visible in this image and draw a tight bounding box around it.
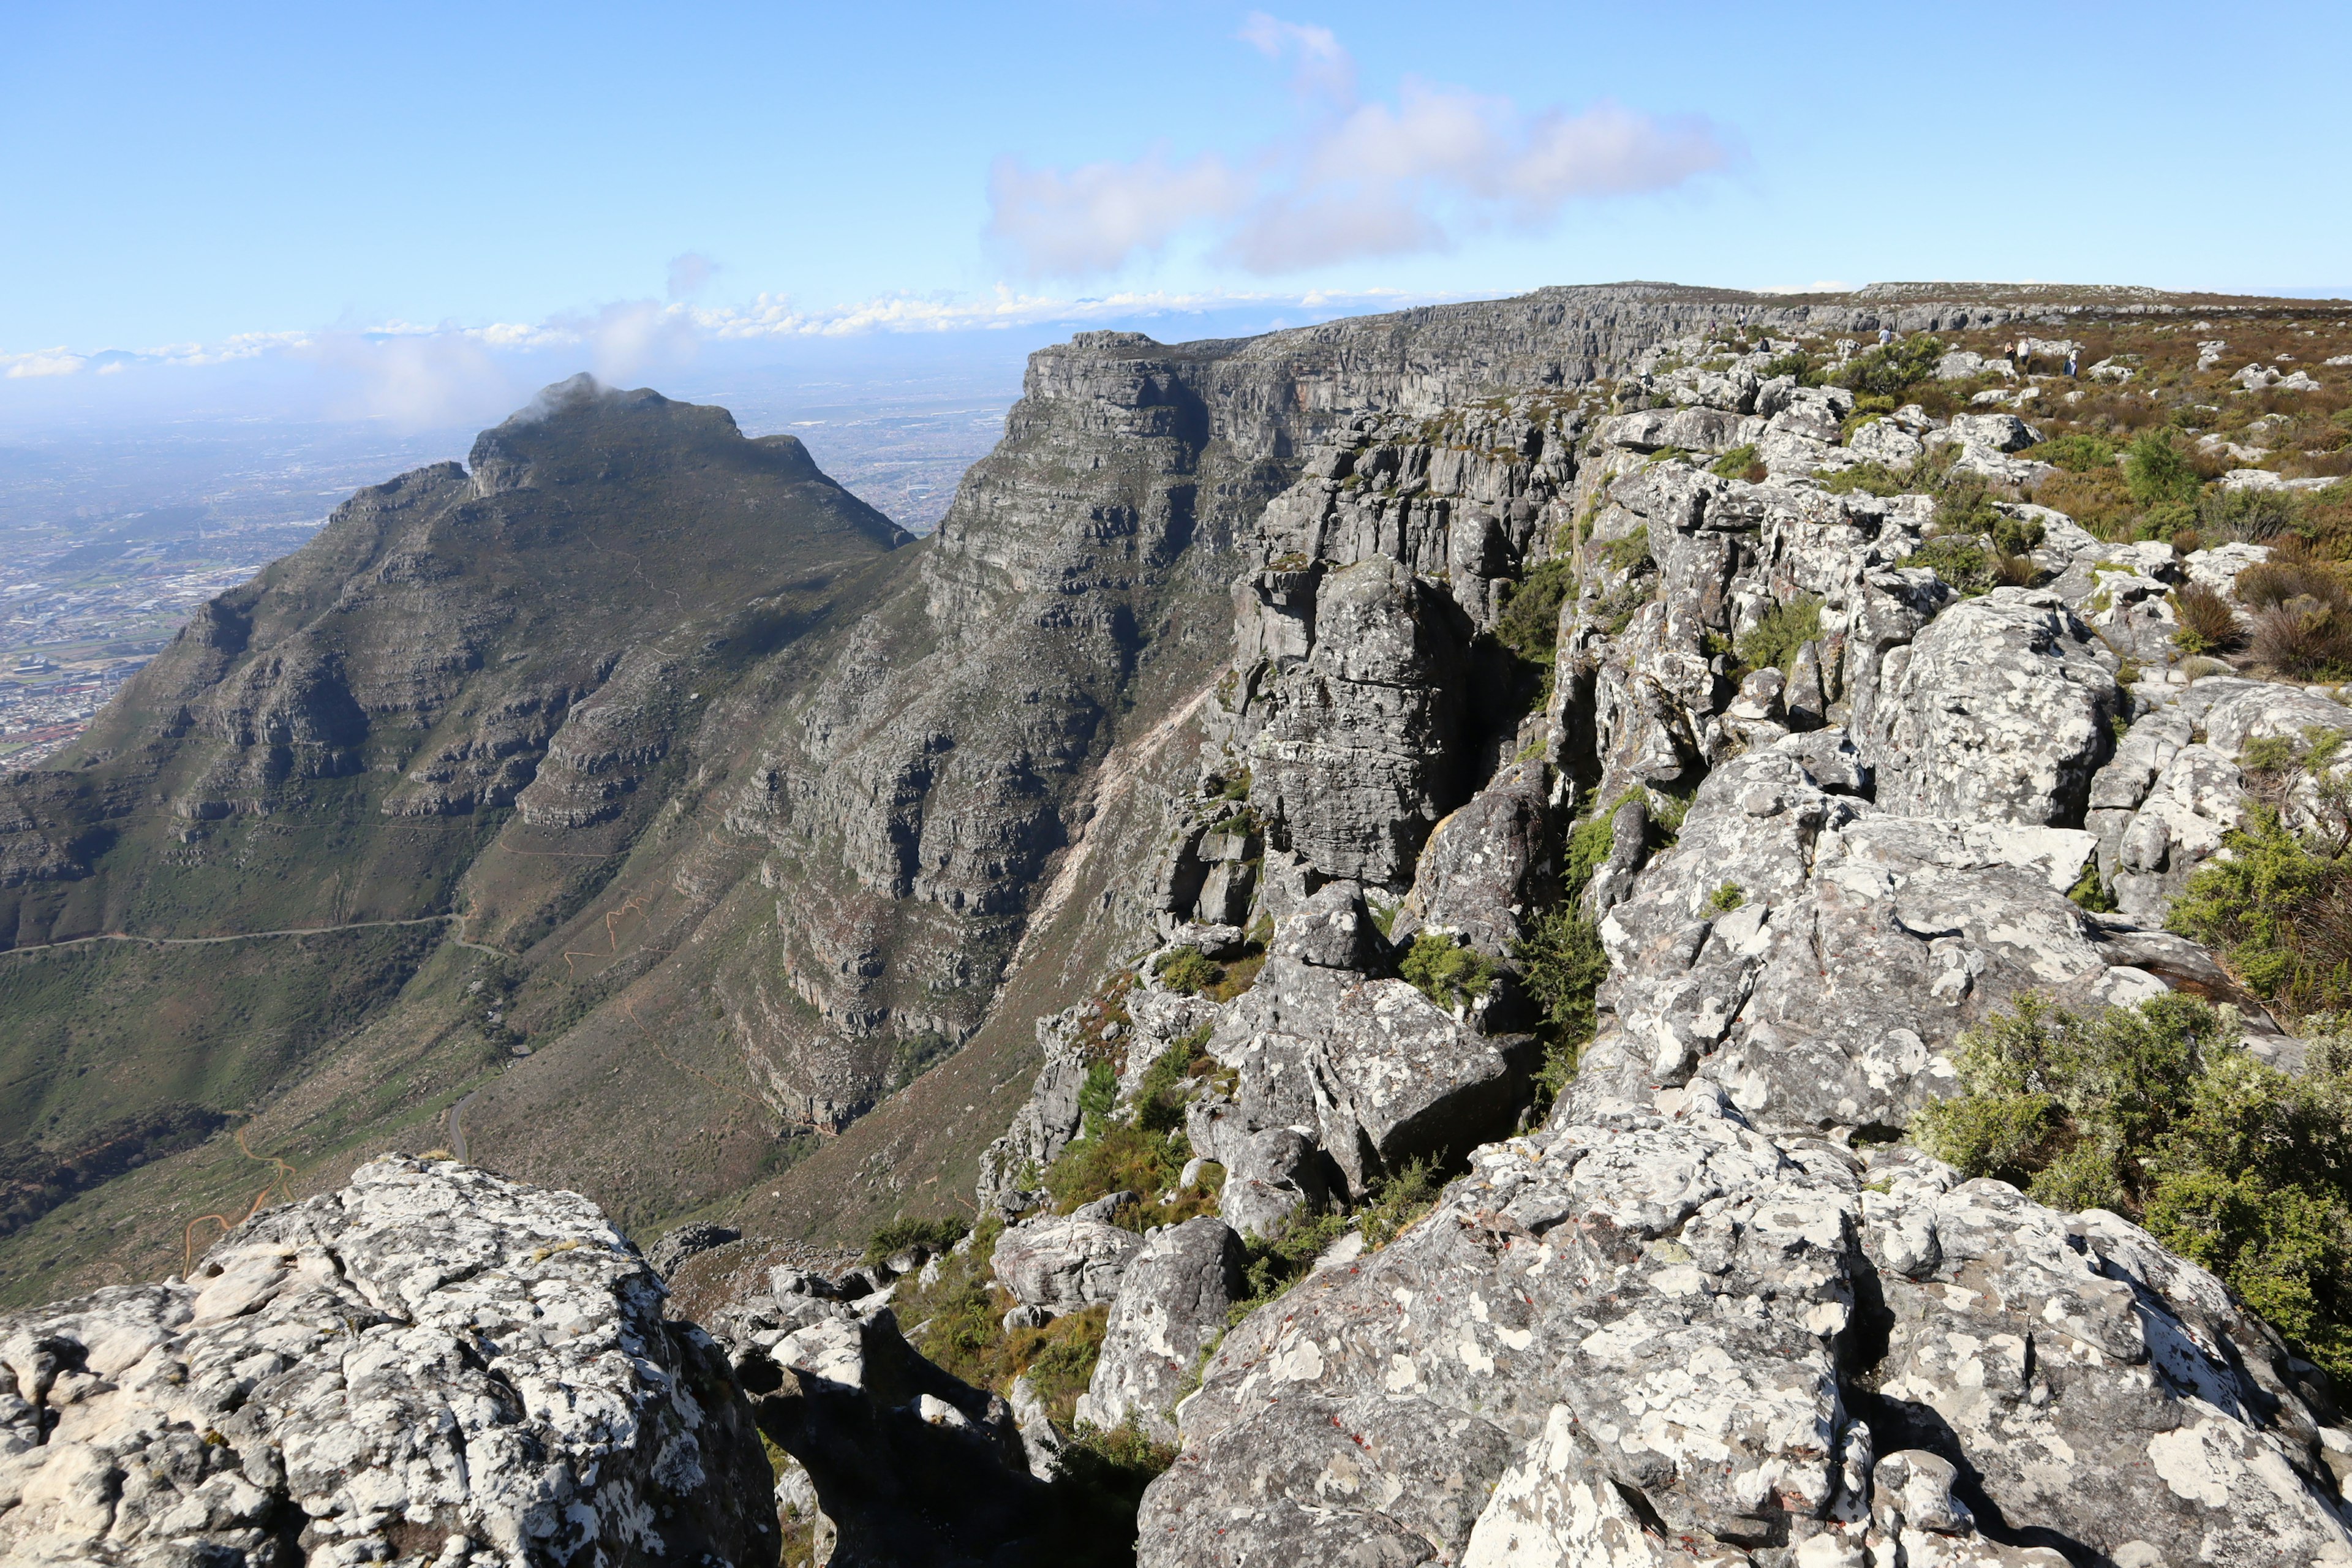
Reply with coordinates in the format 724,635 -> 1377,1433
8,281 -> 2352,1567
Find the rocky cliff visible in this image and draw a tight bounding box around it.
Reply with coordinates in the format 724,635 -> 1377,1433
9,277 -> 2352,1567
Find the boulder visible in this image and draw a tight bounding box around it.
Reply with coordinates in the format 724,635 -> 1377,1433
1208,941 -> 1531,1200
989,1213 -> 1142,1314
0,1157 -> 774,1568
1075,1218 -> 1247,1441
1941,412 -> 2040,453
646,1219 -> 739,1276
1247,556 -> 1468,888
725,1305 -> 1087,1567
1846,417 -> 1925,467
2086,676 -> 2351,922
1137,1090 -> 2352,1568
1863,589 -> 2122,829
1392,760 -> 1555,959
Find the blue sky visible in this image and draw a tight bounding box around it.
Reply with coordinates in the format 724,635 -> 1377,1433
4,0 -> 2348,429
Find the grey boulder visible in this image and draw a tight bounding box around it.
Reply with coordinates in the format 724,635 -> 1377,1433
1075,1217 -> 1246,1441
0,1156 -> 774,1568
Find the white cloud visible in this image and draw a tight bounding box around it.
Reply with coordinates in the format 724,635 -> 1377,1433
4,348 -> 88,379
0,283 -> 1458,424
987,151 -> 1250,277
989,16 -> 1736,278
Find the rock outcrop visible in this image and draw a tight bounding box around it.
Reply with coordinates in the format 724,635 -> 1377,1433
0,1157 -> 774,1568
1140,1086 -> 2352,1568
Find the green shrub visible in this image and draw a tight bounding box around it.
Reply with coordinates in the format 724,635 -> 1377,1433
1056,1417 -> 1179,1498
864,1214 -> 970,1264
1600,524 -> 1653,574
2026,432 -> 2119,473
1355,1157 -> 1444,1251
1707,881 -> 1745,913
1911,535 -> 1992,594
1134,1031 -> 1206,1134
1494,556 -> 1580,666
1515,905 -> 1610,1106
1834,334 -> 1943,399
1562,793 -> 1637,897
1934,472 -> 2002,538
1155,946 -> 1224,997
1734,595 -> 1822,674
2168,804 -> 2352,1017
1991,512 -> 2045,557
1044,1121 -> 1189,1218
1076,1061 -> 1118,1136
2125,430 -> 2201,506
1399,930 -> 1499,1012
1917,992 -> 2352,1381
1708,443 -> 1763,480
1229,1208 -> 1355,1325
1819,461 -> 1914,497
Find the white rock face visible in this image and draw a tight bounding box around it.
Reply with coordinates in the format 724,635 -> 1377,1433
990,1213 -> 1142,1313
1866,589 -> 2123,828
0,1157 -> 774,1568
1076,1217 -> 1245,1442
1139,1088 -> 2352,1568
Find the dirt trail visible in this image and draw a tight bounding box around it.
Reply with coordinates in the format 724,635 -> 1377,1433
1008,677 -> 1218,970
2,913 -> 511,960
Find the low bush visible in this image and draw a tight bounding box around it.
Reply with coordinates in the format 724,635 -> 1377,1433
2025,432 -> 2118,472
1494,556 -> 1580,667
2252,599 -> 2352,679
1706,881 -> 1745,913
1399,929 -> 1499,1012
1708,443 -> 1765,481
2125,430 -> 2202,507
1154,946 -> 1224,997
1044,1120 -> 1190,1218
1991,512 -> 2045,557
2199,486 -> 2299,544
2237,551 -> 2348,612
1355,1157 -> 1444,1251
2171,581 -> 2247,654
1600,524 -> 1653,575
1834,334 -> 1943,399
2168,803 -> 2352,1017
1934,472 -> 2003,538
2033,466 -> 2136,539
1819,460 -> 1913,498
864,1214 -> 970,1265
1918,992 -> 2352,1381
1910,535 -> 1993,595
1515,903 -> 1610,1107
1734,595 -> 1822,674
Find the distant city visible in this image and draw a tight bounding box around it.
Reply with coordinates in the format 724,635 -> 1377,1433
0,375 -> 1014,766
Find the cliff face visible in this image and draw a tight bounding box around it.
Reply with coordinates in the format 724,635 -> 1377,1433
11,283 -> 2352,1566
0,285 -> 2225,1301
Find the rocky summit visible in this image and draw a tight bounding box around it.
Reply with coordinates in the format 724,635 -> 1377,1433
8,282 -> 2352,1566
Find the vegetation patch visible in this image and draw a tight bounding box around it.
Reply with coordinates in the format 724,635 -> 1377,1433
1398,929 -> 1499,1012
1733,595 -> 1822,675
1708,443 -> 1765,481
1917,992 -> 2352,1381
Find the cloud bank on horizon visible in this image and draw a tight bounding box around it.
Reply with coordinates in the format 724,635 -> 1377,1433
0,284 -> 1439,430
987,13 -> 1735,277
0,9 -> 1744,432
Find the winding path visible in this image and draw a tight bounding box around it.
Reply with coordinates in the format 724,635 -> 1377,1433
1,913 -> 510,960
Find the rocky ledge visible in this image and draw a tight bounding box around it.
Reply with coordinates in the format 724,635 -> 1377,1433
0,1158 -> 774,1568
